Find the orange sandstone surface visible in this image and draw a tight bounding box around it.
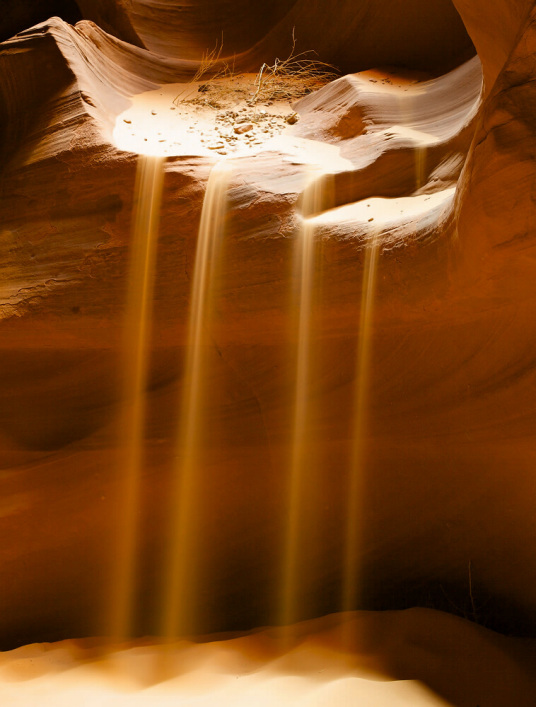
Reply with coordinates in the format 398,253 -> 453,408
0,4 -> 536,704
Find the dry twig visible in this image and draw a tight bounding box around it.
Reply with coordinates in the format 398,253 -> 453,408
173,35 -> 235,105
250,28 -> 339,104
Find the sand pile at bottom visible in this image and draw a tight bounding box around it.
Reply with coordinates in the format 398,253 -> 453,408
1,609 -> 534,706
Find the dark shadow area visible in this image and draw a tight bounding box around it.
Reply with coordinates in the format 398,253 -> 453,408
0,0 -> 82,43
362,576 -> 536,638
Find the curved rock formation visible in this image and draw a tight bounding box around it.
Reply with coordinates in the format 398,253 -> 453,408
453,0 -> 534,94
0,0 -> 535,654
75,0 -> 475,73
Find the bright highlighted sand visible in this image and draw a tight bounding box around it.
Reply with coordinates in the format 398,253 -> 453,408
1,610 -> 534,706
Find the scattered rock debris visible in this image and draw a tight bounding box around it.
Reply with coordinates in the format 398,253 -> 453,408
168,73 -> 316,154
115,73 -> 321,157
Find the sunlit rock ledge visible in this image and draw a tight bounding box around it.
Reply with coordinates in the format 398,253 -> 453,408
0,17 -> 481,322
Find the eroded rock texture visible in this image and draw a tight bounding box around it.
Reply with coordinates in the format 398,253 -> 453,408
0,1 -> 535,648
76,0 -> 475,72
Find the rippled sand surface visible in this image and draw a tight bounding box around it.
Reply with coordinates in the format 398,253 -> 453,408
1,610 -> 534,706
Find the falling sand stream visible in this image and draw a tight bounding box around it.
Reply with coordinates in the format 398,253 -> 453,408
111,156 -> 231,642
280,170 -> 333,631
160,160 -> 231,640
111,155 -> 165,641
342,230 -> 381,621
415,146 -> 427,191
111,150 -> 380,648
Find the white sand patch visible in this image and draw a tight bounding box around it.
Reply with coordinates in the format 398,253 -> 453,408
113,77 -> 302,158
112,77 -> 353,174
312,188 -> 456,229
382,125 -> 440,146
0,636 -> 448,707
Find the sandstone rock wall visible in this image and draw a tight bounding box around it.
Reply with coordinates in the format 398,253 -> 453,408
75,0 -> 475,73
0,1 -> 535,648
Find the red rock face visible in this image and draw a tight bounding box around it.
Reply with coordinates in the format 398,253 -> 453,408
0,2 -> 535,648
453,0 -> 535,94
76,0 -> 475,72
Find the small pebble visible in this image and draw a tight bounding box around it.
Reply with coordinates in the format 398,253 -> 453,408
123,118 -> 132,124
151,110 -> 157,115
234,123 -> 254,134
368,217 -> 374,222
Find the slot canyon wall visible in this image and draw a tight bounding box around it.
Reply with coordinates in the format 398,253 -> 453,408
0,0 -> 536,648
